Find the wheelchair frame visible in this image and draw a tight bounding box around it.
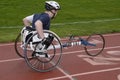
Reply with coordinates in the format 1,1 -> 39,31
15,28 -> 105,72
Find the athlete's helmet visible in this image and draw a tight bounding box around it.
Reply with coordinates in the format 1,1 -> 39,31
45,1 -> 60,11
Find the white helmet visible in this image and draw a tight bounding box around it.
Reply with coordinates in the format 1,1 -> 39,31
45,1 -> 60,10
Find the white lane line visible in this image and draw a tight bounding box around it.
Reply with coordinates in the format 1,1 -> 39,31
62,46 -> 120,55
118,74 -> 120,80
55,66 -> 75,80
45,67 -> 120,80
107,51 -> 120,55
0,32 -> 120,46
1,18 -> 120,29
0,43 -> 14,46
52,18 -> 120,26
0,45 -> 120,63
0,58 -> 23,63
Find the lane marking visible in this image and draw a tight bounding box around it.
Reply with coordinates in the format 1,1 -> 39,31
1,57 -> 76,80
0,58 -> 23,63
49,60 -> 75,80
52,18 -> 120,25
107,51 -> 120,56
63,46 -> 120,55
118,74 -> 120,80
78,55 -> 118,65
1,46 -> 120,63
78,50 -> 120,65
0,32 -> 120,46
83,58 -> 115,65
0,33 -> 119,80
45,67 -> 120,80
89,39 -> 102,44
1,18 -> 120,29
0,43 -> 14,46
56,66 -> 75,80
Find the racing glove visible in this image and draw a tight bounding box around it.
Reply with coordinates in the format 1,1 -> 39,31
42,34 -> 54,49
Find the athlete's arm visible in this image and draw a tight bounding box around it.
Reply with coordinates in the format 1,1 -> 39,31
35,20 -> 44,39
23,15 -> 34,26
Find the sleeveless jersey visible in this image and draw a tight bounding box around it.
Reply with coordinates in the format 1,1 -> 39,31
32,13 -> 50,30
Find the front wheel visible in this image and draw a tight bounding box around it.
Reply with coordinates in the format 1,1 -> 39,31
84,34 -> 105,56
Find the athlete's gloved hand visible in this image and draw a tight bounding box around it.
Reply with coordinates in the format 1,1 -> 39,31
25,26 -> 35,31
41,37 -> 51,45
41,34 -> 54,49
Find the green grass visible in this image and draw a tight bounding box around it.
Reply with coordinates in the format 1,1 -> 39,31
0,28 -> 21,43
0,0 -> 120,43
51,20 -> 120,37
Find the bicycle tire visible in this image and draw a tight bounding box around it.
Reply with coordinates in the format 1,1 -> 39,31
24,30 -> 62,72
84,34 -> 105,56
14,33 -> 25,58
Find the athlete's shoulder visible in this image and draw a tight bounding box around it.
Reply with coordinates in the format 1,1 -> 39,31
41,13 -> 49,18
34,12 -> 46,16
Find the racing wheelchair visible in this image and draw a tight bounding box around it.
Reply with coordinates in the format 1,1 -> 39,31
15,27 -> 105,72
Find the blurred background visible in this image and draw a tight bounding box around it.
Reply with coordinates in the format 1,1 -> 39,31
0,0 -> 120,42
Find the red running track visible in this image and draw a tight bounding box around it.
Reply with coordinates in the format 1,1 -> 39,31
0,33 -> 120,80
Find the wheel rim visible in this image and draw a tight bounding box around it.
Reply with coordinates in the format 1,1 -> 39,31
24,31 -> 62,72
84,34 -> 105,56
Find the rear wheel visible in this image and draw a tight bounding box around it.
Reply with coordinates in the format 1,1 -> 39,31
14,33 -> 25,58
24,30 -> 62,72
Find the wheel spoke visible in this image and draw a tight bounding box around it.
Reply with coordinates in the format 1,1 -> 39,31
24,30 -> 62,72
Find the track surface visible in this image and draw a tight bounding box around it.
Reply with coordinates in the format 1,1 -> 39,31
0,33 -> 120,80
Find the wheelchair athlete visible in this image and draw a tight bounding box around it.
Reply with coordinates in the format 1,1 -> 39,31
22,1 -> 60,58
